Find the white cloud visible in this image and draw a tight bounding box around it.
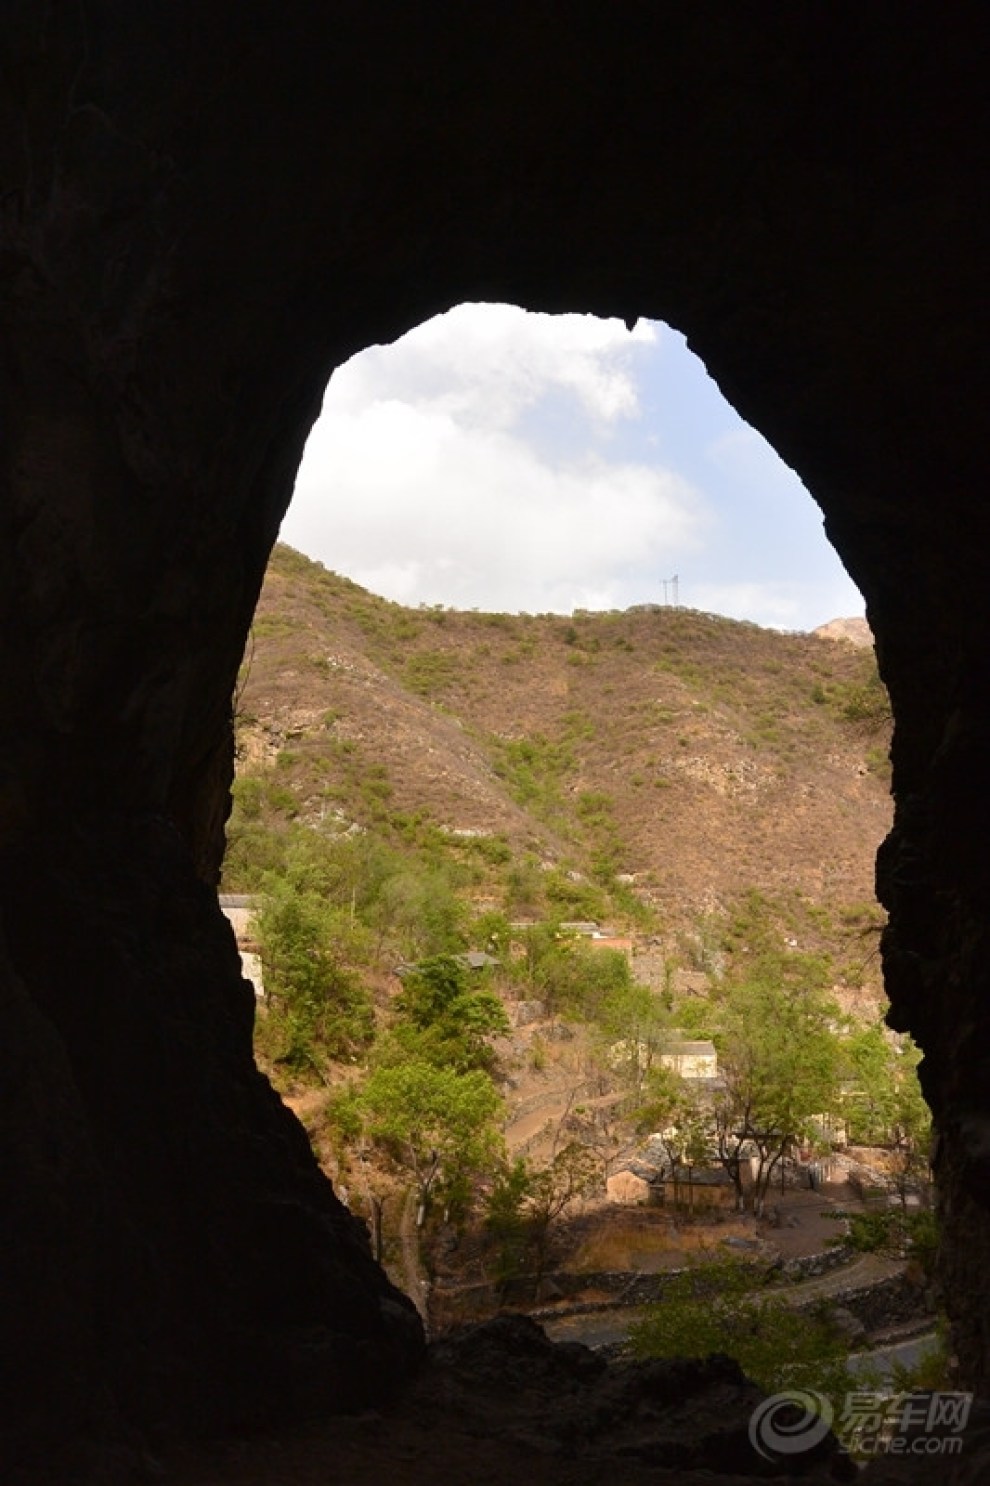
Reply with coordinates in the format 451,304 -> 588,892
283,305 -> 702,614
280,303 -> 864,631
290,397 -> 706,613
689,578 -> 864,632
329,302 -> 656,430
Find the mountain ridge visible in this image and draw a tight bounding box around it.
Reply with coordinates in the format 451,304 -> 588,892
811,616 -> 873,648
228,545 -> 891,963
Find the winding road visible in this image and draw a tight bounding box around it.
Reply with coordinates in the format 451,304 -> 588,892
398,1187 -> 431,1327
541,1252 -> 909,1353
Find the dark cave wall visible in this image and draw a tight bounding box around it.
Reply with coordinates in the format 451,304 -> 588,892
0,821 -> 426,1464
1,0 -> 988,1462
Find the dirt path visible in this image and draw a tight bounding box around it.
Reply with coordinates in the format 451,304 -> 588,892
399,1187 -> 430,1327
770,1250 -> 903,1304
504,1096 -> 573,1151
541,1252 -> 908,1351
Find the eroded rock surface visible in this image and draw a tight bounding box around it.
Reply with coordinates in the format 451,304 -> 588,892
105,1319 -> 990,1486
0,813 -> 422,1477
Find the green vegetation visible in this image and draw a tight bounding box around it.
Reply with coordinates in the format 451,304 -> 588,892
710,972 -> 840,1213
831,661 -> 891,729
492,732 -> 574,818
625,905 -> 932,1221
254,876 -> 374,1072
223,545 -> 922,1303
841,1207 -> 938,1274
486,1143 -> 600,1290
227,544 -> 893,946
840,1024 -> 932,1206
356,1060 -> 503,1220
629,1256 -> 876,1404
521,926 -> 632,1020
405,649 -> 459,696
385,955 -> 511,1073
888,1318 -> 951,1392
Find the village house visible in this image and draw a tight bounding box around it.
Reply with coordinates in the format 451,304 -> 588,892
652,1165 -> 737,1212
557,921 -> 634,958
606,1153 -> 739,1212
219,894 -> 264,999
393,951 -> 499,981
605,1159 -> 662,1206
658,1038 -> 718,1080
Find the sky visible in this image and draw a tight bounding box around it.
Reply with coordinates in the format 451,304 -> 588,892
280,304 -> 864,632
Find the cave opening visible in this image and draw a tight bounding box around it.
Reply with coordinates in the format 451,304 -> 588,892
225,302 -> 914,1381
280,304 -> 865,630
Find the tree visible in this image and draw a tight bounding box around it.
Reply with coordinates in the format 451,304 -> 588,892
524,1141 -> 600,1285
471,909 -> 512,959
485,1157 -> 534,1286
633,1065 -> 710,1209
712,1096 -> 750,1212
590,978 -> 673,1094
567,1091 -> 637,1185
486,1142 -> 599,1292
392,954 -> 510,1072
888,1038 -> 932,1206
522,926 -> 632,1021
255,877 -> 374,1071
629,1255 -> 877,1407
841,1024 -> 899,1144
712,975 -> 841,1215
376,868 -> 468,959
841,1027 -> 931,1202
358,1059 -> 503,1222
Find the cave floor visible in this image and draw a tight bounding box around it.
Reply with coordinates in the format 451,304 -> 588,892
157,1318 -> 852,1486
163,1407 -> 840,1486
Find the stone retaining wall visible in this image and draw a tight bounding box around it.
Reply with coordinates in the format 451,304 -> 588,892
776,1244 -> 853,1283
431,1245 -> 859,1329
804,1272 -> 935,1332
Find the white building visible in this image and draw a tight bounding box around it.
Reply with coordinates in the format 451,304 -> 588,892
659,1039 -> 718,1080
219,894 -> 264,999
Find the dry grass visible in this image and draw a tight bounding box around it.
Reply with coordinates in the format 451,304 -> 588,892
232,543 -> 891,944
564,1205 -> 757,1273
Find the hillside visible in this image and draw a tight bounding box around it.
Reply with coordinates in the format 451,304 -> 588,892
228,545 -> 890,960
812,616 -> 873,648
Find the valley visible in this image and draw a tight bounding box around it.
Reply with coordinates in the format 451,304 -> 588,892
224,544 -> 934,1405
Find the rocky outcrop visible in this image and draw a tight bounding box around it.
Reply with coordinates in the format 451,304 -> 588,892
0,2 -> 987,1474
812,619 -> 874,649
409,1315 -> 851,1478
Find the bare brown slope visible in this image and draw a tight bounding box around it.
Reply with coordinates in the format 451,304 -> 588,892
234,545 -> 891,924
812,616 -> 873,648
